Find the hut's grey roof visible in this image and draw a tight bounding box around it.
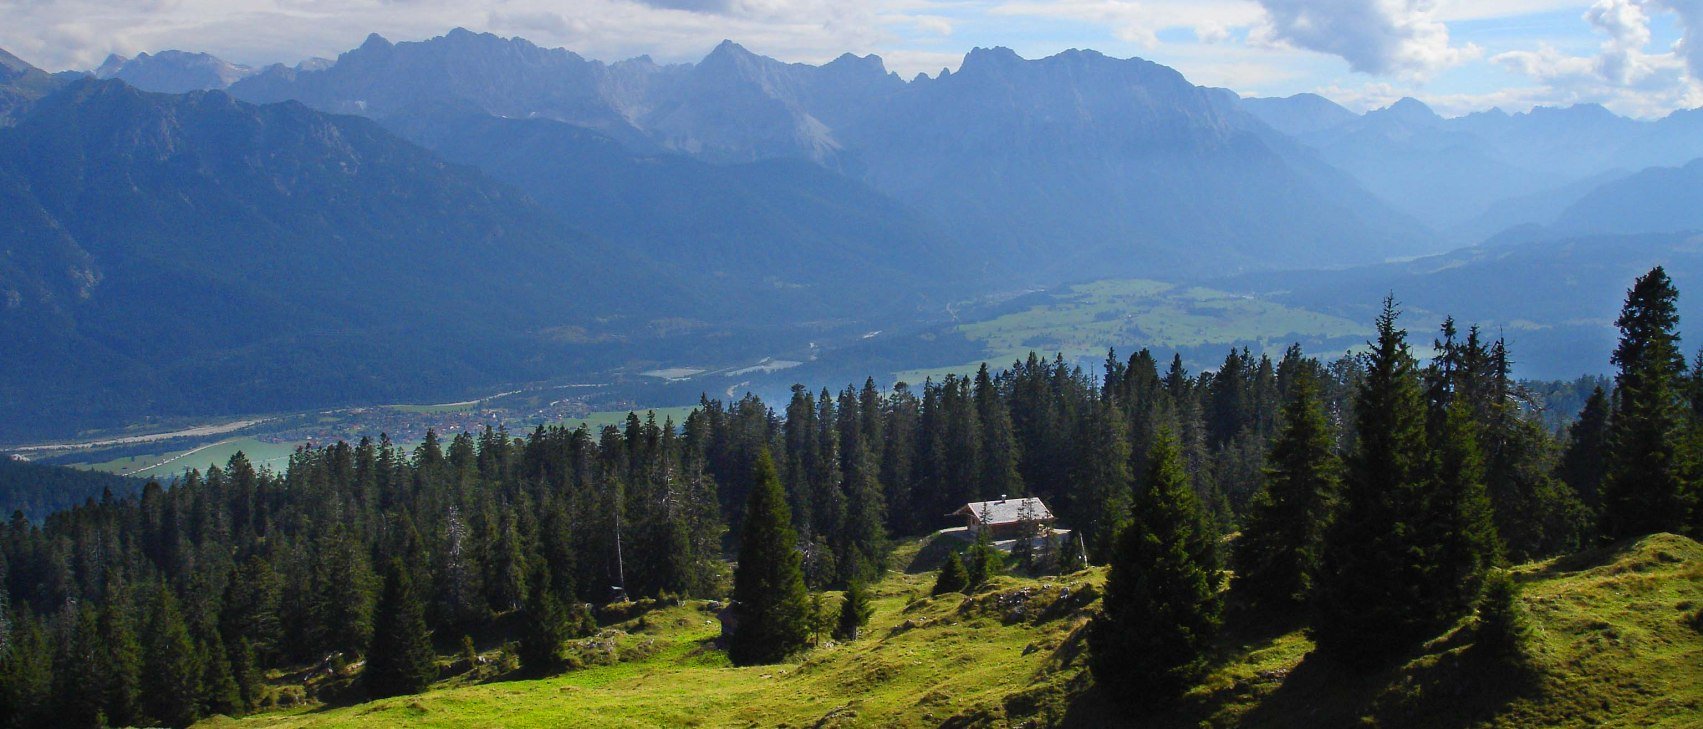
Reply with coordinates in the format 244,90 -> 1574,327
953,497 -> 1053,525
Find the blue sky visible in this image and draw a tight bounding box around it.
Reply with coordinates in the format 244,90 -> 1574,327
1,0 -> 1699,118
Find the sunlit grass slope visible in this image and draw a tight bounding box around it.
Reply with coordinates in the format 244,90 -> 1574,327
213,533 -> 1701,728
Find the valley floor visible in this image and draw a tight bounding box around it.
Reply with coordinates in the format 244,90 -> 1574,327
208,534 -> 1702,728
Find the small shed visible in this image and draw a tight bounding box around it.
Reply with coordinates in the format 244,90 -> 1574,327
950,497 -> 1054,540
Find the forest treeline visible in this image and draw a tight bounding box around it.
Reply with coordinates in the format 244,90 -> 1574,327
2,269 -> 1700,726
0,459 -> 140,522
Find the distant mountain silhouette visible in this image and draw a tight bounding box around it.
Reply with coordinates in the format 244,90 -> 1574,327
1552,158 -> 1703,236
94,50 -> 258,93
0,48 -> 62,122
1281,97 -> 1703,236
230,31 -> 1438,277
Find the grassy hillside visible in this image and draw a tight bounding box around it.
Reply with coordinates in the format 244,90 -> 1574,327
213,533 -> 1701,728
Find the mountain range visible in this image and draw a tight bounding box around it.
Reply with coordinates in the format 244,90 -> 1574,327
1243,92 -> 1703,239
223,31 -> 1435,278
4,29 -> 1703,439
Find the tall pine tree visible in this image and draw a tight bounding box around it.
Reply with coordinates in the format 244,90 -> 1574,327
1558,386 -> 1611,511
517,561 -> 570,675
1231,367 -> 1339,612
142,585 -> 203,728
1089,428 -> 1223,705
1312,298 -> 1439,665
366,559 -> 436,698
1422,395 -> 1503,621
1601,267 -> 1696,539
728,451 -> 811,666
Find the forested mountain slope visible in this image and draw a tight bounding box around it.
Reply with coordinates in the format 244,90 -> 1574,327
1551,158 -> 1703,236
0,78 -> 674,440
0,458 -> 140,521
381,108 -> 983,311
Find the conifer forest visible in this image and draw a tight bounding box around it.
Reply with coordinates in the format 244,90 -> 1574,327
2,268 -> 1700,726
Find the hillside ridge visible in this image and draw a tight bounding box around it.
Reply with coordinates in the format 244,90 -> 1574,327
214,532 -> 1703,728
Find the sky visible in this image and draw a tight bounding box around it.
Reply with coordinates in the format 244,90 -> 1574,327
1,0 -> 1700,118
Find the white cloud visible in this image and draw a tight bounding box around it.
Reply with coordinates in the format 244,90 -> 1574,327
1488,0 -> 1702,116
1250,0 -> 1480,78
1431,0 -> 1592,22
631,0 -> 736,12
908,15 -> 955,37
1587,0 -> 1657,83
1195,22 -> 1232,43
1654,0 -> 1703,79
991,0 -> 1265,49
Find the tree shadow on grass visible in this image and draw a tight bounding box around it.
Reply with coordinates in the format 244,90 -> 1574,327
905,531 -> 968,574
1535,540 -> 1635,577
1042,610 -> 1541,728
1234,638 -> 1543,729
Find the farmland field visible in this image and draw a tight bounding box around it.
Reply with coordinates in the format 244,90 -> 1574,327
896,278 -> 1368,383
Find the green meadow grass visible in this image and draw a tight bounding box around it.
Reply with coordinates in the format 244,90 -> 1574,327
213,533 -> 1702,728
961,279 -> 1363,355
75,437 -> 303,478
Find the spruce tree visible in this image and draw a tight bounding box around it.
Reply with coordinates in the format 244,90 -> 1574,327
97,583 -> 144,727
974,364 -> 1024,499
1312,298 -> 1439,665
833,582 -> 875,641
1089,428 -> 1222,705
1485,401 -> 1589,562
517,561 -> 570,675
807,592 -> 834,646
1011,499 -> 1040,570
366,559 -> 436,698
1558,386 -> 1611,511
199,632 -> 243,718
964,525 -> 1004,589
1056,532 -> 1087,573
1231,366 -> 1340,612
729,451 -> 811,665
1423,395 -> 1503,621
1070,397 -> 1134,561
933,552 -> 968,595
1601,267 -> 1696,539
221,556 -> 283,664
486,513 -> 528,613
310,525 -> 377,658
143,586 -> 203,728
55,604 -> 106,729
836,444 -> 888,587
0,612 -> 53,728
232,638 -> 264,714
1474,570 -> 1531,662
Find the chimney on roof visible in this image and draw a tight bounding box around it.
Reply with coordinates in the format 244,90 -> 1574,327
1000,494 -> 1007,502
